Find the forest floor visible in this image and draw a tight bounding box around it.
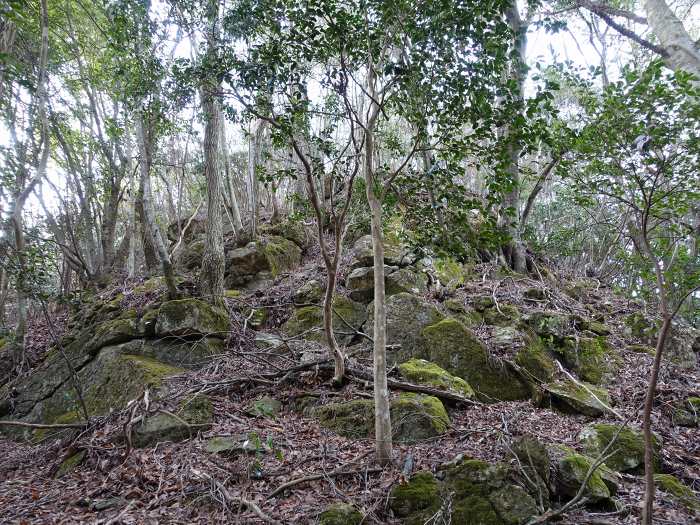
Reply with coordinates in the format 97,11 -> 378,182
0,249 -> 698,524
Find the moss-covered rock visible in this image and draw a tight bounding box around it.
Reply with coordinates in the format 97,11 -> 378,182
318,503 -> 363,525
556,336 -> 614,385
512,435 -> 551,483
390,471 -> 441,522
654,474 -> 700,512
33,349 -> 185,427
623,312 -> 658,343
293,280 -> 325,304
391,393 -> 450,441
367,293 -> 444,364
178,238 -> 206,270
311,394 -> 449,443
156,298 -> 230,339
246,396 -> 281,418
515,334 -> 555,383
579,424 -> 661,473
482,304 -> 520,327
627,344 -> 656,355
443,299 -> 483,328
666,325 -> 700,369
435,257 -> 469,289
242,307 -> 267,329
115,338 -> 224,368
398,359 -> 475,398
55,450 -> 86,478
539,379 -> 613,417
386,268 -> 428,297
551,447 -> 612,504
282,296 -> 366,345
521,311 -> 572,343
422,319 -> 529,402
346,265 -> 394,303
261,235 -> 302,277
133,394 -> 213,447
443,458 -> 538,525
350,234 -> 404,269
672,397 -> 700,427
260,218 -> 312,250
87,318 -> 140,353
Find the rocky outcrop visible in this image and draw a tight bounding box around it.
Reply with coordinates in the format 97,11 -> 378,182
422,318 -> 530,402
310,393 -> 450,443
225,235 -> 301,287
390,459 -> 539,525
282,296 -> 366,345
398,359 -> 475,399
579,423 -> 661,473
367,293 -> 444,364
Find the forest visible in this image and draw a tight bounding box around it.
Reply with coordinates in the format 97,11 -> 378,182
0,0 -> 699,523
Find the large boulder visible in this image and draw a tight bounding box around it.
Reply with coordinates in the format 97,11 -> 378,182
112,338 -> 224,368
422,319 -> 530,402
579,423 -> 661,473
521,311 -> 573,343
349,234 -> 407,269
156,298 -> 230,339
259,218 -> 313,250
310,393 -> 449,443
390,459 -> 539,525
282,296 -> 366,345
225,235 -> 301,286
666,325 -> 700,369
346,265 -> 396,303
292,279 -> 325,304
366,293 -> 444,364
554,336 -> 616,385
548,446 -> 616,505
133,394 -> 213,447
398,359 -> 475,399
538,379 -> 613,417
514,333 -> 555,383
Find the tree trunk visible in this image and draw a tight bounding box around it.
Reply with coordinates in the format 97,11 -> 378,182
644,0 -> 700,80
136,111 -> 178,300
200,90 -> 225,303
364,65 -> 392,466
247,118 -> 265,237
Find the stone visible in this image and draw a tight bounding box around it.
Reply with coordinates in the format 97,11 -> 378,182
666,325 -> 700,369
623,312 -> 658,343
390,471 -> 441,523
515,334 -> 555,383
386,268 -> 428,297
254,332 -> 284,351
311,394 -> 449,443
367,293 -> 444,364
260,218 -> 312,250
245,396 -> 281,418
521,311 -> 572,343
261,235 -> 303,277
512,435 -> 551,483
282,296 -> 366,345
242,307 -> 267,329
87,318 -> 140,354
55,451 -> 86,478
672,397 -> 700,427
422,319 -> 530,402
539,379 -> 613,417
349,234 -> 405,269
398,359 -> 475,398
346,265 -> 396,303
482,304 -> 520,327
133,395 -> 212,447
156,298 -> 230,339
205,434 -> 262,455
654,474 -> 700,512
555,336 -> 614,385
550,446 -> 613,504
434,257 -> 468,289
523,288 -> 546,301
178,238 -> 205,270
579,423 -> 661,473
225,235 -> 302,286
113,338 -> 224,368
319,503 -> 363,525
293,279 -> 324,304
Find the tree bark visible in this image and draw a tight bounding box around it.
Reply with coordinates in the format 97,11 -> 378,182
136,111 -> 178,300
364,64 -> 392,466
199,0 -> 225,304
644,0 -> 700,80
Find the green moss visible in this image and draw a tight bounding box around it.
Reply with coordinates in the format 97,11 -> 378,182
312,400 -> 374,439
398,359 -> 475,398
543,379 -> 613,417
319,503 -> 363,525
580,424 -> 660,473
558,337 -> 612,384
515,334 -> 555,383
391,393 -> 450,441
133,394 -> 212,447
557,452 -> 611,502
156,298 -> 230,338
390,471 -> 441,518
224,289 -> 241,298
88,318 -> 139,353
482,304 -> 520,327
673,397 -> 700,427
261,235 -> 302,277
623,312 -> 658,342
627,344 -> 656,355
435,257 -> 467,288
246,396 -> 281,418
283,296 -> 366,345
654,474 -> 700,511
513,435 -> 550,482
55,450 -> 86,478
423,319 -> 529,402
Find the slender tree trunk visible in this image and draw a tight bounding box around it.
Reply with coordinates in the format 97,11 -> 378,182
136,111 -> 178,300
364,65 -> 392,466
220,116 -> 243,232
200,91 -> 225,303
247,118 -> 265,237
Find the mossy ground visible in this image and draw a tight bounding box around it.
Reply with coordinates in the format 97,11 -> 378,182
654,474 -> 700,511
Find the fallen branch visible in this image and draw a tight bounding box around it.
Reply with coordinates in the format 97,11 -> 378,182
268,451 -> 380,499
0,420 -> 87,429
191,468 -> 280,524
